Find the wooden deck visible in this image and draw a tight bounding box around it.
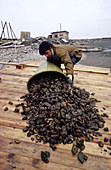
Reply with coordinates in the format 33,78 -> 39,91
0,60 -> 111,170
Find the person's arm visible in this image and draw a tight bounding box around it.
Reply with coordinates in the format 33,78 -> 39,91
59,50 -> 73,75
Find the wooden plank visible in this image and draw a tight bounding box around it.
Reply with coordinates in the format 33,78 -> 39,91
75,70 -> 111,79
0,92 -> 26,101
0,79 -> 111,102
0,87 -> 27,94
1,73 -> 111,89
0,72 -> 30,80
75,76 -> 111,88
0,61 -> 44,67
1,68 -> 31,77
0,116 -> 26,129
0,61 -> 41,68
1,60 -> 110,74
74,65 -> 110,74
0,151 -> 78,170
0,135 -> 111,170
1,65 -> 110,87
8,60 -> 110,75
0,61 -> 111,169
1,75 -> 111,90
1,67 -> 110,87
0,111 -> 23,122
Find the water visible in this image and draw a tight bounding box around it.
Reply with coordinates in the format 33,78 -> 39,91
104,49 -> 111,52
79,39 -> 111,69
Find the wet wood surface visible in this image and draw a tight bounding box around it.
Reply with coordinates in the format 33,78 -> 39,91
0,60 -> 111,170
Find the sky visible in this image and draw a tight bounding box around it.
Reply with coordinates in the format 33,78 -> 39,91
0,0 -> 111,39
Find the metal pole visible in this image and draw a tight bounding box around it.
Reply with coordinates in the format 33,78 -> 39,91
6,22 -> 10,39
60,23 -> 62,31
9,22 -> 17,39
9,22 -> 13,39
1,21 -> 6,39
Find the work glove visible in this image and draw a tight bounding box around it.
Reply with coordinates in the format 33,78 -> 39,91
67,74 -> 73,85
67,74 -> 73,94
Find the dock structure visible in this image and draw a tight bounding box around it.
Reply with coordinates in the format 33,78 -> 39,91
75,45 -> 103,52
0,61 -> 111,170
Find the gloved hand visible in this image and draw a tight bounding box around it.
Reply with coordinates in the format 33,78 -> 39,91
67,74 -> 73,94
67,74 -> 73,85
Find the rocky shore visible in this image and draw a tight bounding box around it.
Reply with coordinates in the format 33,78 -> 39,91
0,37 -> 111,69
0,44 -> 45,69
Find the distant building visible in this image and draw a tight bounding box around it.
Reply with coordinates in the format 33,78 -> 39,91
51,31 -> 69,40
20,31 -> 30,40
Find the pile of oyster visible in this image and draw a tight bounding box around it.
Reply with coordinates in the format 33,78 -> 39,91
20,73 -> 106,163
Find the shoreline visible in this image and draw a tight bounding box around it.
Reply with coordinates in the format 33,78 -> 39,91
0,46 -> 111,70
78,52 -> 111,69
